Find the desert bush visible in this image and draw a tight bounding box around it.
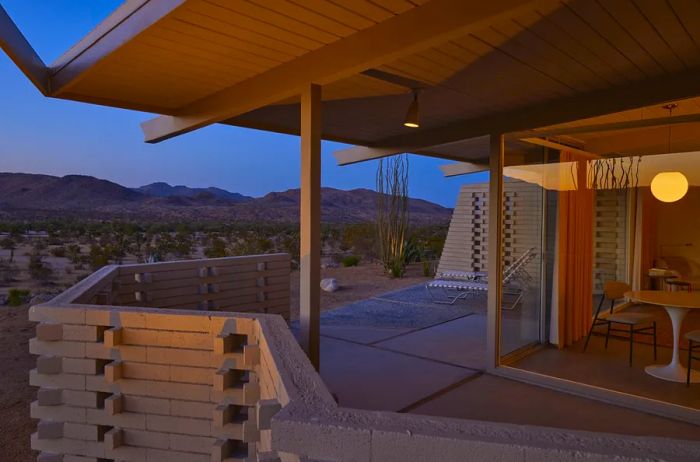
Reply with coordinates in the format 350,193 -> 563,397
341,224 -> 376,258
29,253 -> 53,283
66,244 -> 82,263
422,260 -> 435,277
341,255 -> 360,267
205,237 -> 228,258
402,239 -> 421,264
89,245 -> 110,270
50,246 -> 67,258
376,155 -> 409,278
32,239 -> 48,252
0,259 -> 19,283
8,288 -> 30,306
1,237 -> 16,262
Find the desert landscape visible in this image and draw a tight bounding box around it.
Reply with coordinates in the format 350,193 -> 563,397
0,173 -> 448,461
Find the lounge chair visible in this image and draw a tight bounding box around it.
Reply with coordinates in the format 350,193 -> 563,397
426,248 -> 535,307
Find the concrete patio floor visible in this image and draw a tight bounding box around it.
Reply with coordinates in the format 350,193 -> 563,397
292,285 -> 700,440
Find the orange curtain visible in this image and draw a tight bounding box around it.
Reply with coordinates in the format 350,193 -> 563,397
557,151 -> 594,348
639,187 -> 658,289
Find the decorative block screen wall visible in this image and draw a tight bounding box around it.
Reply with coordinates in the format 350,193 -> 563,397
593,190 -> 628,293
28,254 -> 291,462
438,179 -> 543,277
28,304 -> 288,462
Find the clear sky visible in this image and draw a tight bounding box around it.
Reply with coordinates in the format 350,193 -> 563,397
0,1 -> 482,207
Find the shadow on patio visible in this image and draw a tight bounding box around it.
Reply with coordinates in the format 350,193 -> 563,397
293,284 -> 700,441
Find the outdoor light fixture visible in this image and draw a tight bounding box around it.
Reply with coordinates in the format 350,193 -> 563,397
651,171 -> 688,203
403,91 -> 420,128
650,103 -> 688,203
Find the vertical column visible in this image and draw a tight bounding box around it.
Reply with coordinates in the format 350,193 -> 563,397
299,83 -> 322,370
486,133 -> 504,370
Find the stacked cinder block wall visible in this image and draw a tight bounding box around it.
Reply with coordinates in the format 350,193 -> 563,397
29,305 -> 281,461
28,254 -> 291,462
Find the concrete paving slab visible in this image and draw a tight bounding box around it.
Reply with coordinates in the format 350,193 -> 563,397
318,336 -> 476,412
376,314 -> 486,369
320,325 -> 413,345
409,374 -> 700,441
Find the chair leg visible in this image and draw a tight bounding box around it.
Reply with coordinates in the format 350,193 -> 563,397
688,340 -> 693,387
629,324 -> 634,367
652,322 -> 657,361
585,296 -> 606,352
605,321 -> 611,349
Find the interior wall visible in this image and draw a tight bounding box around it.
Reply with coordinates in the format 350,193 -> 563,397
655,186 -> 700,275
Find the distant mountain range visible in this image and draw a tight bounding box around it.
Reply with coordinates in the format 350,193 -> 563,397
133,182 -> 253,203
0,173 -> 452,224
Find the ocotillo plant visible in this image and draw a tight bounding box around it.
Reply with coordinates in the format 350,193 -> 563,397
376,154 -> 409,277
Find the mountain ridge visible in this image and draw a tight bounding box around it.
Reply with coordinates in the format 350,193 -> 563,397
0,172 -> 452,224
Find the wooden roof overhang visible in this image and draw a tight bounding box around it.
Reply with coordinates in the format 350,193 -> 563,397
4,0 -> 700,164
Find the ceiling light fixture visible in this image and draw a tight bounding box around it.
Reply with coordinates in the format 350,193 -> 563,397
403,91 -> 420,128
651,103 -> 688,203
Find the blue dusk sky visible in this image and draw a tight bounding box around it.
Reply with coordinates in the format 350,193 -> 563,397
0,1 -> 483,207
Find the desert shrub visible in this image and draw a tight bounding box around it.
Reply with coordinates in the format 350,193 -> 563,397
28,254 -> 53,283
50,246 -> 66,258
0,259 -> 19,283
32,239 -> 48,252
8,288 -> 30,306
341,255 -> 360,267
1,237 -> 16,262
205,237 -> 228,258
341,224 -> 377,259
66,244 -> 82,263
422,260 -> 435,277
89,245 -> 110,270
403,239 -> 421,264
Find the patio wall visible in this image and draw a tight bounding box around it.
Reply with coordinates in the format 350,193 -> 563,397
28,258 -> 700,462
72,254 -> 291,319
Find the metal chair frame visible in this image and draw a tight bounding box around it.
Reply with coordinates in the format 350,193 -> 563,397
426,248 -> 534,308
583,284 -> 657,367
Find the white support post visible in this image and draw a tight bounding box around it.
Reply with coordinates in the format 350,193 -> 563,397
486,134 -> 504,370
299,83 -> 322,370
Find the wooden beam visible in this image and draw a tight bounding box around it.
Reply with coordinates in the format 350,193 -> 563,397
50,0 -> 186,94
360,69 -> 429,90
0,5 -> 48,94
486,134 -> 504,370
299,84 -> 322,371
141,0 -> 543,143
362,66 -> 700,155
334,136 -> 492,165
440,162 -> 488,177
519,138 -> 599,159
511,112 -> 700,139
334,146 -> 413,165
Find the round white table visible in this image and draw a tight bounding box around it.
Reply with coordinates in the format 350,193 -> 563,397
625,290 -> 700,383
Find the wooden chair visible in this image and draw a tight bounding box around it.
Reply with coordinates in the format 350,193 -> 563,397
583,281 -> 657,367
686,330 -> 700,386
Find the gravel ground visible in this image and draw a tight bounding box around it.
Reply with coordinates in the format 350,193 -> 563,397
0,304 -> 36,462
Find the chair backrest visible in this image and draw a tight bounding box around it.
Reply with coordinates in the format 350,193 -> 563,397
603,280 -> 631,301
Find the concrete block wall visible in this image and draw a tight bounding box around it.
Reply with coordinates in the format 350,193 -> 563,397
29,304 -> 266,462
438,179 -> 543,279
